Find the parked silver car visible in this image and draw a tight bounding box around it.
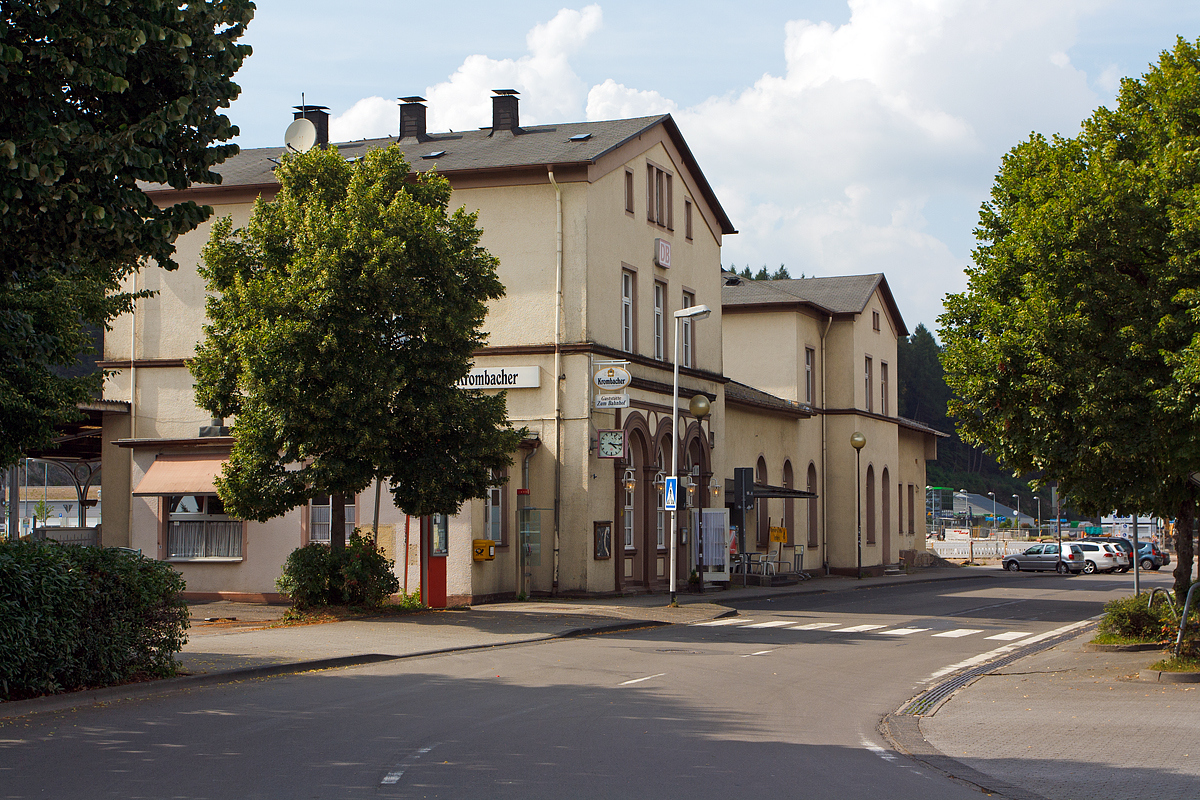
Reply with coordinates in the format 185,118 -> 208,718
1074,541 -> 1129,574
1003,542 -> 1085,574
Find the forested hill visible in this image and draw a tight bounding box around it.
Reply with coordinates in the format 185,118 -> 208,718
897,324 -> 1041,507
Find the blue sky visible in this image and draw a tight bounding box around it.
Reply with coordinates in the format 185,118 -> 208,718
224,1 -> 1200,332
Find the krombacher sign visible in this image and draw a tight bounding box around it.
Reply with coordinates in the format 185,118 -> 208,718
456,366 -> 541,389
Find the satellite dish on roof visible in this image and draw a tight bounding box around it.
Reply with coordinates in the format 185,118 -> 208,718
284,117 -> 318,153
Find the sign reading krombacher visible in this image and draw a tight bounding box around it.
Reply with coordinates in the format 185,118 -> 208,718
456,366 -> 541,389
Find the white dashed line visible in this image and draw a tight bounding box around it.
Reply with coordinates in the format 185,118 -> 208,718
878,627 -> 930,636
932,629 -> 985,638
832,624 -> 886,633
619,672 -> 666,686
740,650 -> 776,658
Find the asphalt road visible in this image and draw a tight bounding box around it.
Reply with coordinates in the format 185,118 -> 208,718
0,569 -> 1165,799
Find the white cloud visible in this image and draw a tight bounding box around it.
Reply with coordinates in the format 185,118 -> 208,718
586,79 -> 677,120
424,5 -> 603,131
329,97 -> 398,142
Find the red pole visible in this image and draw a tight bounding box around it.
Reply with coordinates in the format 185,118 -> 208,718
402,514 -> 411,594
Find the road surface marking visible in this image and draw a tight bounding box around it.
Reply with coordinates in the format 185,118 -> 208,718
619,672 -> 666,686
986,631 -> 1034,641
694,618 -> 751,626
878,627 -> 930,636
740,650 -> 776,658
832,624 -> 886,633
381,745 -> 435,785
920,619 -> 1096,684
741,620 -> 794,628
786,622 -> 840,630
932,629 -> 985,638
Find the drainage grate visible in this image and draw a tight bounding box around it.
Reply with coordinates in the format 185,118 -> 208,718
900,624 -> 1095,716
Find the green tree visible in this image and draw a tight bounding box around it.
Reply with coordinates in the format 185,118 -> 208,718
770,265 -> 791,280
939,37 -> 1200,601
0,0 -> 254,468
190,144 -> 524,550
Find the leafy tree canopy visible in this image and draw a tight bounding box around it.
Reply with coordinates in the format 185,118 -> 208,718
0,0 -> 254,467
939,37 -> 1200,598
190,144 -> 524,532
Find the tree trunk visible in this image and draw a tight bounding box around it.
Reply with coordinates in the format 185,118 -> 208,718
330,493 -> 346,553
1173,497 -> 1194,607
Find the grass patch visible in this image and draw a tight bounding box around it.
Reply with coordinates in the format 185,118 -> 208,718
1149,654 -> 1200,673
1091,632 -> 1158,646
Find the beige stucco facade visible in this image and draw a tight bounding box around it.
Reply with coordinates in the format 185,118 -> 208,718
99,98 -> 939,604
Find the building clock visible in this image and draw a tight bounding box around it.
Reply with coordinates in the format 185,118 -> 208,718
597,430 -> 625,459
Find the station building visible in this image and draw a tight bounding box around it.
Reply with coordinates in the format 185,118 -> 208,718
97,92 -> 939,605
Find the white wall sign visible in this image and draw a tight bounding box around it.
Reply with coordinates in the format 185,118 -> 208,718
595,394 -> 630,409
654,238 -> 671,268
457,366 -> 540,389
594,366 -> 631,391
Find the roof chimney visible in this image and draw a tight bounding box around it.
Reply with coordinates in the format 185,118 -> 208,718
399,96 -> 429,142
293,105 -> 329,147
491,89 -> 520,134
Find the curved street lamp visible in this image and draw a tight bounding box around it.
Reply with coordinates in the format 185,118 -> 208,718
851,432 -> 866,579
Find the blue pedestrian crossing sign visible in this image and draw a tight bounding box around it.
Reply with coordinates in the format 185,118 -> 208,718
664,477 -> 678,511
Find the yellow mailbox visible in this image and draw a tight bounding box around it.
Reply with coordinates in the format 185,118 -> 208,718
472,539 -> 496,562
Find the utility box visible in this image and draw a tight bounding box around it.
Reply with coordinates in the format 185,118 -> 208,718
472,539 -> 495,562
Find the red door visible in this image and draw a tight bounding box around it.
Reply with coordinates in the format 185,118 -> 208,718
423,515 -> 448,608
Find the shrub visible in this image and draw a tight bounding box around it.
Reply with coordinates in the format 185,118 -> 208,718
277,530 -> 400,610
0,541 -> 189,700
1098,593 -> 1173,641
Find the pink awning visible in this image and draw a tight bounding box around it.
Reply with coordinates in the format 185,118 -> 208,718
132,453 -> 228,496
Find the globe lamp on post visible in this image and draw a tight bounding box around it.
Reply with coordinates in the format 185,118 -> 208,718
851,431 -> 866,579
669,304 -> 712,606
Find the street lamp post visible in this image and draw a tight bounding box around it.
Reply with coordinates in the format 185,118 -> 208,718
1035,496 -> 1042,537
851,432 -> 866,579
669,304 -> 712,606
988,491 -> 996,538
1012,494 -> 1021,536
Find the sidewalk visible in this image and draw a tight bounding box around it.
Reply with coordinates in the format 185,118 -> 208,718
889,633 -> 1200,800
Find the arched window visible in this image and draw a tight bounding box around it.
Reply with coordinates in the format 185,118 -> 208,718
756,456 -> 768,547
807,463 -> 818,548
783,460 -> 794,546
866,465 -> 876,545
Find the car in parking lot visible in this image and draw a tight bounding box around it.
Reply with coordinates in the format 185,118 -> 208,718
1081,537 -> 1134,572
1074,541 -> 1128,574
1137,542 -> 1169,571
1003,542 -> 1085,574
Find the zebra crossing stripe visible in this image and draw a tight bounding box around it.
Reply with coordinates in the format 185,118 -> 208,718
986,631 -> 1033,641
878,627 -> 930,636
832,624 -> 886,633
786,622 -> 840,630
694,619 -> 751,626
742,621 -> 794,629
932,629 -> 985,638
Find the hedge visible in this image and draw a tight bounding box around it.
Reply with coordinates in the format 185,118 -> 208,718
0,541 -> 189,700
277,531 -> 400,609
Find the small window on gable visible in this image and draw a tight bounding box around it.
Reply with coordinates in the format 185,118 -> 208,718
685,199 -> 693,240
873,310 -> 881,331
625,169 -> 634,214
646,163 -> 673,230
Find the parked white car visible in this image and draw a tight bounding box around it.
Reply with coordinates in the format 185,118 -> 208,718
1074,541 -> 1129,574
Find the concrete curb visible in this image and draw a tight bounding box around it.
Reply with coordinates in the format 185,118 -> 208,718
1082,641 -> 1163,652
1138,670 -> 1200,683
0,618 -> 671,720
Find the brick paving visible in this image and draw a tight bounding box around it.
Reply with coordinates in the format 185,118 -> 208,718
920,638 -> 1200,800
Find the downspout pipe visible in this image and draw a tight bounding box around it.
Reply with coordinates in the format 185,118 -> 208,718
820,314 -> 832,574
548,166 -> 563,594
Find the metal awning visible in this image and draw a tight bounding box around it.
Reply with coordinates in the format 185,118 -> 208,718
132,453 -> 228,496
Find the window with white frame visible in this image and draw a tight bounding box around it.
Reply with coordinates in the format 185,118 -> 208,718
622,270 -> 635,352
804,347 -> 815,404
881,362 -> 889,416
167,495 -> 242,559
865,356 -> 873,413
309,495 -> 355,545
654,282 -> 665,360
681,291 -> 694,367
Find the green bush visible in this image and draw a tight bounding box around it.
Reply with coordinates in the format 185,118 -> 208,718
0,541 -> 189,700
277,530 -> 400,609
1098,593 -> 1173,641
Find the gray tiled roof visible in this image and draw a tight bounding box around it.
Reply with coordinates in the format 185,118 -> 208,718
725,380 -> 812,418
722,272 -> 908,336
148,114 -> 736,233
